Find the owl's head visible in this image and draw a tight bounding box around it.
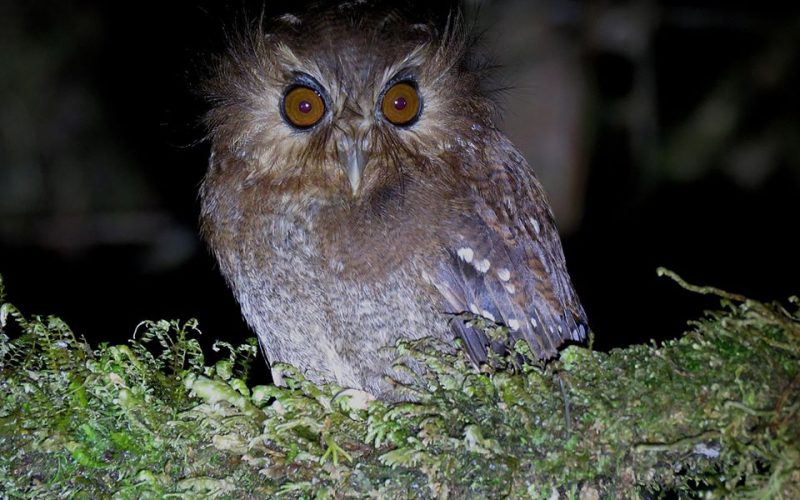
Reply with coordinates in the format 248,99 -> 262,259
203,0 -> 492,203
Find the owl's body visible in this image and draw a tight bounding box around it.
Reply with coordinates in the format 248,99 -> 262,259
201,1 -> 588,397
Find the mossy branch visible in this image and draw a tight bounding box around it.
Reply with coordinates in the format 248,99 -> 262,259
1,271 -> 798,497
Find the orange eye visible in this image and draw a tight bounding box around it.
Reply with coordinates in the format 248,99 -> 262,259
381,82 -> 421,126
283,86 -> 326,128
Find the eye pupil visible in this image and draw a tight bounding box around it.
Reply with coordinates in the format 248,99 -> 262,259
298,100 -> 312,113
393,97 -> 407,111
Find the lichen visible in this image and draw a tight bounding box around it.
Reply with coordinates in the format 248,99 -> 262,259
1,270 -> 798,498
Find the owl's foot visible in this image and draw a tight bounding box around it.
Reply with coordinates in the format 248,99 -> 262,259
333,388 -> 376,410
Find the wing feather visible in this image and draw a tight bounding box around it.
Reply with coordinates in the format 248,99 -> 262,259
431,133 -> 588,365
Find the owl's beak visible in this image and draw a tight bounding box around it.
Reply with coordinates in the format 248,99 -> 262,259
339,138 -> 368,196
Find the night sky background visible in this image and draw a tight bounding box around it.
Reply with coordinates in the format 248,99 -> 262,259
1,0 -> 798,367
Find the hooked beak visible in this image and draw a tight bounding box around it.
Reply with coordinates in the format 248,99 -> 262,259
339,137 -> 368,196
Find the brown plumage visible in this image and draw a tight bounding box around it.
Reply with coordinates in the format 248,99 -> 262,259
200,0 -> 588,398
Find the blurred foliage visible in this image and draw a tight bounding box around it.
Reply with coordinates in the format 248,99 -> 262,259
0,270 -> 798,498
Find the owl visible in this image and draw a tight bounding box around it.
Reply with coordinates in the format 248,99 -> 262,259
200,0 -> 588,398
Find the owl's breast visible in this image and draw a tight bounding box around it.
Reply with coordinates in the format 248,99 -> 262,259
222,204 -> 450,394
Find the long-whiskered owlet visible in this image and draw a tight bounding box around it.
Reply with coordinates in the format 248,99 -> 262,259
200,0 -> 588,398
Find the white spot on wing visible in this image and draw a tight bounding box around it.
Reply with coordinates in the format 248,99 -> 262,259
530,318 -> 538,328
503,283 -> 516,294
457,247 -> 474,263
508,319 -> 520,331
474,259 -> 491,273
480,310 -> 496,322
529,217 -> 541,235
497,268 -> 511,281
469,303 -> 480,315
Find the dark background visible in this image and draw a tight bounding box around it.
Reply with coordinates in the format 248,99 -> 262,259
1,0 -> 798,357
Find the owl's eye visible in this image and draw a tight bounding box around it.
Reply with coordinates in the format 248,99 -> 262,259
381,82 -> 421,126
282,86 -> 326,129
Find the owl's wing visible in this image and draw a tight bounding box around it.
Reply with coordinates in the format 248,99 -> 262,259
432,135 -> 588,364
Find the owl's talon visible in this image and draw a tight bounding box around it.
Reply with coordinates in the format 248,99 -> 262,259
333,388 -> 375,410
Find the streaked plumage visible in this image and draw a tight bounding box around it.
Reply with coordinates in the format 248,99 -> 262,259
200,0 -> 588,398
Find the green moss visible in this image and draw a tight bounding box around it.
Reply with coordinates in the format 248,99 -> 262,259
1,270 -> 798,497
